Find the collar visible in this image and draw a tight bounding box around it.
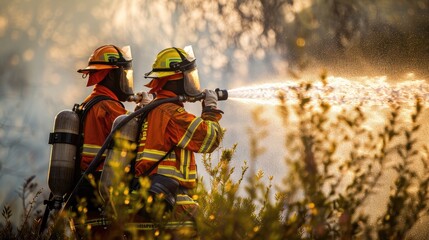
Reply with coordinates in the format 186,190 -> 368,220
84,84 -> 119,103
155,90 -> 184,106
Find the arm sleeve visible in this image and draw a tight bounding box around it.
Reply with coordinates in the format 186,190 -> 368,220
167,109 -> 223,154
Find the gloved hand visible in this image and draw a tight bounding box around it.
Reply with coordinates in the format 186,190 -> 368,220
202,89 -> 218,108
134,92 -> 153,111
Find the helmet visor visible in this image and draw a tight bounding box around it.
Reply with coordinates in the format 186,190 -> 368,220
183,68 -> 201,96
120,69 -> 134,95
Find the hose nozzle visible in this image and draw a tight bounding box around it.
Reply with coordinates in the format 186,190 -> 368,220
182,89 -> 228,102
215,88 -> 228,101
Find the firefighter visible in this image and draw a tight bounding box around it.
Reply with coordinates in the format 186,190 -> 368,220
133,47 -> 223,237
72,44 -> 134,237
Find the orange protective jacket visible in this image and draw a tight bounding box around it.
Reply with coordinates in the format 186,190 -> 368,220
80,85 -> 127,171
135,90 -> 223,189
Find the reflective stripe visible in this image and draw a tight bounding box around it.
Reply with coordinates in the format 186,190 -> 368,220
136,149 -> 176,162
137,148 -> 196,182
199,121 -> 214,153
198,121 -> 221,153
82,144 -> 107,157
176,194 -> 198,205
180,149 -> 191,178
177,118 -> 203,148
157,166 -> 197,181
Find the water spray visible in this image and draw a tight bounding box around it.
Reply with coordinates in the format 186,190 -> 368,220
128,77 -> 429,107
225,76 -> 429,107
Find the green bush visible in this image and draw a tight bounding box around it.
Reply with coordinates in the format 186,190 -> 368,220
2,80 -> 429,239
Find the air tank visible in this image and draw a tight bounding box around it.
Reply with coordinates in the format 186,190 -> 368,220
47,110 -> 80,208
99,114 -> 139,202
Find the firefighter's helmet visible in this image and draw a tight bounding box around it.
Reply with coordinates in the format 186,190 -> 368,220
78,45 -> 132,73
78,45 -> 134,98
144,46 -> 201,96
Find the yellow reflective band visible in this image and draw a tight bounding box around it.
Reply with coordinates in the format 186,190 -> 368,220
176,194 -> 199,205
178,117 -> 203,148
157,166 -> 197,181
199,121 -> 214,152
82,144 -> 107,157
180,149 -> 191,178
136,149 -> 176,162
204,122 -> 222,152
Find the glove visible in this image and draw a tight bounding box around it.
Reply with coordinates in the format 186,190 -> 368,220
202,89 -> 223,114
202,89 -> 218,108
134,92 -> 153,111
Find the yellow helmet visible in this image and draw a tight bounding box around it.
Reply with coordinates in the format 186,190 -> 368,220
145,47 -> 201,96
145,47 -> 195,78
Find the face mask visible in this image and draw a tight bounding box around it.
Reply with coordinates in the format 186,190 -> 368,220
183,68 -> 201,96
107,68 -> 133,101
169,48 -> 201,96
120,68 -> 134,95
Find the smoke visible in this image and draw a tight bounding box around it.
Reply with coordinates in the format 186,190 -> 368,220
0,52 -> 29,99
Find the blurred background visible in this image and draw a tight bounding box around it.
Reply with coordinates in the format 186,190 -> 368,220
0,0 -> 427,224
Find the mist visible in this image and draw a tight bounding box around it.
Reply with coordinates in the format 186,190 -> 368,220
0,0 -> 428,226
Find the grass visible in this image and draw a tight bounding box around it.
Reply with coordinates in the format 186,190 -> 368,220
1,79 -> 429,239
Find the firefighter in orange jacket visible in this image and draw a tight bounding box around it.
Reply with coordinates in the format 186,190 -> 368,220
134,47 -> 223,222
72,45 -> 134,229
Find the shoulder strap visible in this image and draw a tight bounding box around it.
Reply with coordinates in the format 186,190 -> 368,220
81,95 -> 124,121
130,101 -> 175,178
72,95 -> 124,179
143,101 -> 175,176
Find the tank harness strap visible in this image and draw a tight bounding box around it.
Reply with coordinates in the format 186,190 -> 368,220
129,101 -> 178,193
73,95 -> 124,181
79,95 -> 124,120
130,101 -> 174,186
48,132 -> 80,145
